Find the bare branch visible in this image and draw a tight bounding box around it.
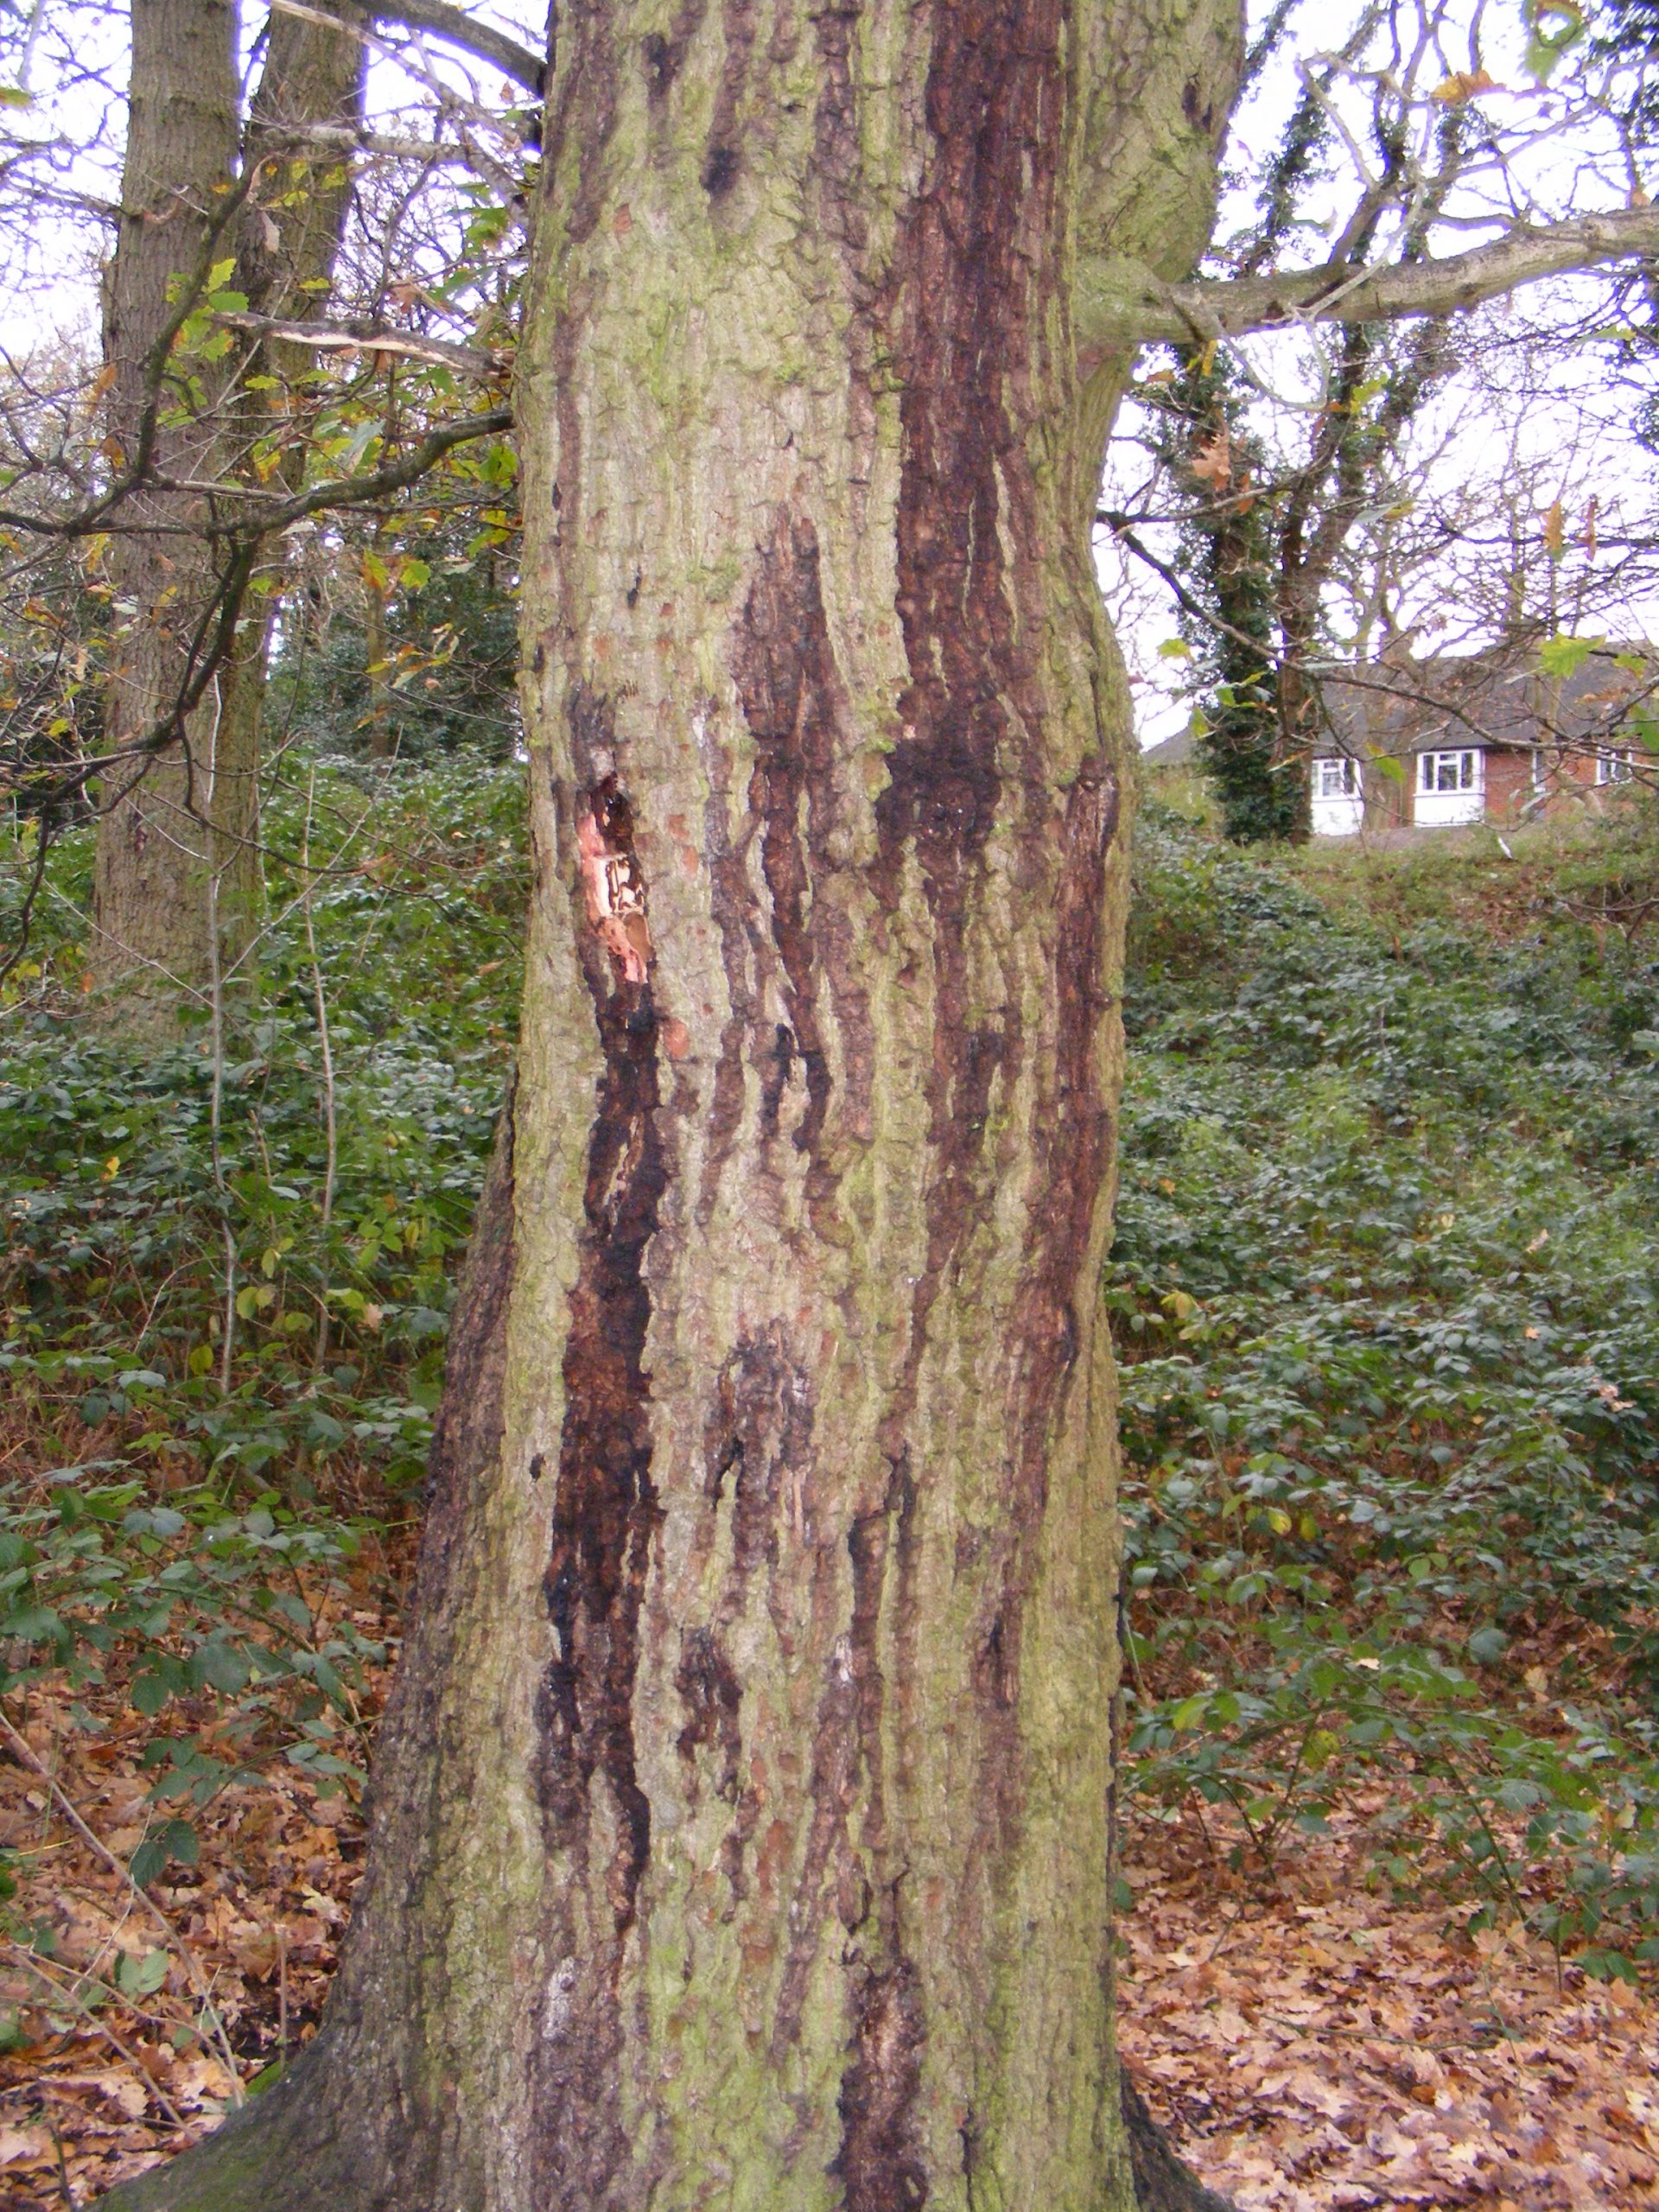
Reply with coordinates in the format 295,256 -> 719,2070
1079,207 -> 1659,360
274,0 -> 546,95
213,310 -> 504,377
372,0 -> 543,94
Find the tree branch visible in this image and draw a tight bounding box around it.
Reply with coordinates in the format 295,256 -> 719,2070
1079,207 -> 1659,360
263,402 -> 514,529
366,0 -> 544,94
215,310 -> 504,377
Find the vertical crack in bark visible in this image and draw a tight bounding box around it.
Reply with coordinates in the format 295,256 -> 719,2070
541,773 -> 667,1939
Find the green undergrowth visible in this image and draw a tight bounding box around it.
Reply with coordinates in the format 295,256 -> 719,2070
1116,800 -> 1659,1978
5,757 -> 1659,1993
0,753 -> 525,1907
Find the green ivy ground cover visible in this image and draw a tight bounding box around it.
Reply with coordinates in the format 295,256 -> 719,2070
4,760 -> 1659,2003
1115,801 -> 1659,1977
0,754 -> 525,1955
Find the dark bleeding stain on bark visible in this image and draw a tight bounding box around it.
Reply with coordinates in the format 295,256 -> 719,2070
731,513 -> 842,1191
702,1325 -> 815,1610
694,704 -> 759,1225
832,1962 -> 929,2212
758,1020 -> 796,1141
975,758 -> 1119,1879
541,0 -> 620,251
640,0 -> 706,105
839,6 -> 1069,2194
675,1625 -> 742,1803
538,755 -> 666,1941
702,0 -> 754,194
1009,757 -> 1118,1482
809,0 -> 867,261
875,0 -> 1067,1363
681,1326 -> 815,1910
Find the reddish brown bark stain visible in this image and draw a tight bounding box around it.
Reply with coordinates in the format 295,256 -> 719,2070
541,771 -> 666,1933
730,513 -> 854,1211
841,0 -> 1073,2199
674,1626 -> 742,1802
832,1962 -> 930,2212
640,0 -> 706,105
702,1325 -> 816,1609
702,0 -> 755,194
877,0 -> 1069,1363
694,709 -> 759,1225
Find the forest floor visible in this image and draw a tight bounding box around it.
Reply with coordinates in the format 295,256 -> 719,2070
2,1631 -> 1653,2212
4,778 -> 1659,2206
1119,1803 -> 1659,2209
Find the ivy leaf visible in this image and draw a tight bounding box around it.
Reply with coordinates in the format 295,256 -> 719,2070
1538,633 -> 1601,680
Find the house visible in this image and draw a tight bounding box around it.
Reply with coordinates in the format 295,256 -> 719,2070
1313,649 -> 1650,836
1141,649 -> 1651,836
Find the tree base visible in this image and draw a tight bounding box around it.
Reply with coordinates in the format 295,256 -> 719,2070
98,2050 -> 1237,2212
1122,2070 -> 1240,2211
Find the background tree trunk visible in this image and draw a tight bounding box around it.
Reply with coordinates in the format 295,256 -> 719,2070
90,0 -> 241,1033
209,0 -> 367,963
91,0 -> 364,1032
101,1 -> 1241,2206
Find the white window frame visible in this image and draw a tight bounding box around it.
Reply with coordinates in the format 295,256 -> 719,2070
1312,755 -> 1357,800
1597,749 -> 1634,786
1418,748 -> 1480,794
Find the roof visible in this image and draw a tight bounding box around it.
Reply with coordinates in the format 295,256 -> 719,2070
1319,647 -> 1656,758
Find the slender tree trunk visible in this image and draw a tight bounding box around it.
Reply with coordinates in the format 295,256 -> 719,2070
102,3 -> 1240,2207
90,0 -> 364,1032
361,524 -> 395,759
90,0 -> 241,1033
216,0 -> 366,854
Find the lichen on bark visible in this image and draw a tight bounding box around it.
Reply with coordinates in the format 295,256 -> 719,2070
99,2 -> 1244,2207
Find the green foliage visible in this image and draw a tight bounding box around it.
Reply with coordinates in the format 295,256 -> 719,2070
1118,807 -> 1659,1974
270,519 -> 520,763
1151,348 -> 1300,844
0,750 -> 524,1874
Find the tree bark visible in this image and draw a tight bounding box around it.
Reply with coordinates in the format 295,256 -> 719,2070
100,2 -> 1241,2207
89,0 -> 242,1034
90,0 -> 365,1033
209,0 -> 366,925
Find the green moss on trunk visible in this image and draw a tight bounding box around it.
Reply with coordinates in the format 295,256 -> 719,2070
100,2 -> 1243,2204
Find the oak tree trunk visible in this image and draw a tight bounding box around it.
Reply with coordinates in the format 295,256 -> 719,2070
103,1 -> 1241,2205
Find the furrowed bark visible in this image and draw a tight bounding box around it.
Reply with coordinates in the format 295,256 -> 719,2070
100,2 -> 1243,2207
